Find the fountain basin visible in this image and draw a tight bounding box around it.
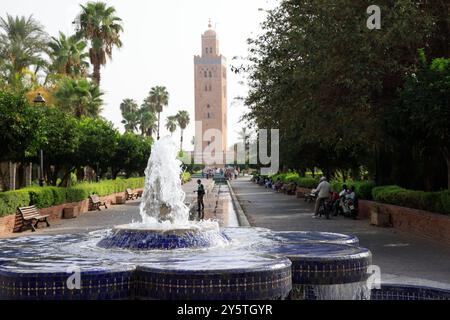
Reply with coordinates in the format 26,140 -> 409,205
135,260 -> 292,300
267,231 -> 359,246
0,228 -> 373,300
97,224 -> 229,250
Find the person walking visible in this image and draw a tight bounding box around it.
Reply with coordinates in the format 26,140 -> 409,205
313,177 -> 331,218
195,180 -> 205,218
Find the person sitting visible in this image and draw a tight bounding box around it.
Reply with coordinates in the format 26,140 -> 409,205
274,179 -> 283,192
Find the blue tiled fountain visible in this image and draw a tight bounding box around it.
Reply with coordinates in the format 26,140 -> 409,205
0,137 -> 376,300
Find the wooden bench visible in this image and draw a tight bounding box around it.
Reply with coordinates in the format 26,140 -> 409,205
16,205 -> 50,232
125,188 -> 138,201
89,194 -> 108,211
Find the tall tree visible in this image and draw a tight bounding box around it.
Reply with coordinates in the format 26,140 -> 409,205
48,32 -> 89,78
138,107 -> 157,138
120,98 -> 139,133
0,14 -> 48,90
144,86 -> 169,140
54,77 -> 103,118
74,2 -> 123,84
386,52 -> 450,189
165,115 -> 178,136
176,110 -> 190,152
241,0 -> 439,182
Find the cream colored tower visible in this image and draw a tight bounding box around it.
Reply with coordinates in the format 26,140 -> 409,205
194,21 -> 228,165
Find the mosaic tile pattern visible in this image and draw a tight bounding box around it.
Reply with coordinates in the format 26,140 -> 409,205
371,284 -> 450,300
264,243 -> 372,285
135,261 -> 292,300
97,227 -> 230,250
0,268 -> 135,300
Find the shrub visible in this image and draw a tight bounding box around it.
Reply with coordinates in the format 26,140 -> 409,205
0,190 -> 30,217
26,187 -> 55,208
332,181 -> 376,200
372,185 -> 450,215
0,177 -> 146,216
182,172 -> 191,183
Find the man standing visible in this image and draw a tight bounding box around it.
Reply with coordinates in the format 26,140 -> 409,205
195,179 -> 205,216
313,177 -> 331,218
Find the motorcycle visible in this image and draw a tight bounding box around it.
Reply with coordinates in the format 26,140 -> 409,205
342,198 -> 358,219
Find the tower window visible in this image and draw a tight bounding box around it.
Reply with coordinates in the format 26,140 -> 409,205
207,112 -> 210,119
207,104 -> 210,109
210,47 -> 213,54
209,71 -> 212,78
204,71 -> 207,78
205,85 -> 208,92
209,85 -> 212,91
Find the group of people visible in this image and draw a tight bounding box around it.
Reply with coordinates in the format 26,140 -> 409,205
202,167 -> 240,180
253,175 -> 359,220
312,177 -> 358,219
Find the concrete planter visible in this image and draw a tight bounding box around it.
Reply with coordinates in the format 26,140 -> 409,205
63,207 -> 78,219
370,205 -> 391,227
115,196 -> 126,205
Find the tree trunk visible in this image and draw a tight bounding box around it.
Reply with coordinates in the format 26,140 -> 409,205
9,162 -> 16,190
444,147 -> 450,190
180,129 -> 184,152
157,112 -> 161,140
93,62 -> 101,85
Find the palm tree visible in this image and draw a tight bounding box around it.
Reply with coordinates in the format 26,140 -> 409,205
0,14 -> 48,88
176,110 -> 190,152
48,32 -> 89,78
120,98 -> 139,133
74,2 -> 123,84
138,108 -> 157,137
165,116 -> 178,136
54,77 -> 103,118
144,86 -> 169,140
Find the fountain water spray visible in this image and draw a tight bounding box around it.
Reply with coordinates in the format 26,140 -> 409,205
139,136 -> 190,226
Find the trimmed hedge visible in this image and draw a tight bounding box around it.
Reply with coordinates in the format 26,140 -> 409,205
372,185 -> 450,215
0,189 -> 30,217
0,178 -> 145,217
270,172 -> 319,189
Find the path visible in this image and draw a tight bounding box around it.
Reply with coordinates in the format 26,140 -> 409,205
2,178 -> 227,237
230,177 -> 450,289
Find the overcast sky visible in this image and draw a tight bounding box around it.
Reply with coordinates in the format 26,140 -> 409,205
1,0 -> 278,150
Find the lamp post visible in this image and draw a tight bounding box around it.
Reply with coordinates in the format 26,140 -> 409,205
33,93 -> 46,187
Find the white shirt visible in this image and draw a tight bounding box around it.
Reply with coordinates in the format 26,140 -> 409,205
315,181 -> 331,198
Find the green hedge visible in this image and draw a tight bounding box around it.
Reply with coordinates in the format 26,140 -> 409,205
372,185 -> 450,215
331,181 -> 376,200
0,178 -> 145,217
270,172 -> 319,189
0,189 -> 30,217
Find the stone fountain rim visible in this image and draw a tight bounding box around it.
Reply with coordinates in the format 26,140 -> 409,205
112,223 -> 220,235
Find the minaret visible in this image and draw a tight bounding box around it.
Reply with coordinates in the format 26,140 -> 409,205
194,20 -> 228,166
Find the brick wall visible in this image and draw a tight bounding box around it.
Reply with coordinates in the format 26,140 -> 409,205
359,200 -> 450,245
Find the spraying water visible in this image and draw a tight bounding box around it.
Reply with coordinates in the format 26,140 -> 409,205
139,136 -> 190,226
135,136 -> 221,234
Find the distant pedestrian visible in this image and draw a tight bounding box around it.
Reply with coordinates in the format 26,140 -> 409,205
195,179 -> 205,215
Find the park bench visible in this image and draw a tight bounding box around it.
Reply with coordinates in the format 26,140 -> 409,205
125,188 -> 138,200
89,194 -> 108,211
16,205 -> 50,232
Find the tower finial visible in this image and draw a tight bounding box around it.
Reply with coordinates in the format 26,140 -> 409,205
208,18 -> 212,29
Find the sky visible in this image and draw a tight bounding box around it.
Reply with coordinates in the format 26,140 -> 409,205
1,0 -> 278,150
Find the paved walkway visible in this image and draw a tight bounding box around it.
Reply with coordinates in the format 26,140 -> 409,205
2,179 -> 224,237
230,177 -> 450,288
